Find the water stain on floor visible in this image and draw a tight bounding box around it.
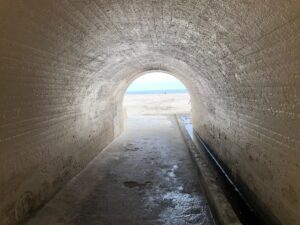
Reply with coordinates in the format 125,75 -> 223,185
123,181 -> 153,189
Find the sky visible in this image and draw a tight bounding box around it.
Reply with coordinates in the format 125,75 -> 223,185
126,72 -> 187,92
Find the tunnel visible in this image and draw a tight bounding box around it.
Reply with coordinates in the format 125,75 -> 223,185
0,1 -> 299,225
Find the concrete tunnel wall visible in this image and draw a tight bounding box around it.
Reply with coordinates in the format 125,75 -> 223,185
0,1 -> 299,225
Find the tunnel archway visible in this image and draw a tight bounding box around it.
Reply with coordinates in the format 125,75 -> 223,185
122,71 -> 191,116
111,68 -> 200,138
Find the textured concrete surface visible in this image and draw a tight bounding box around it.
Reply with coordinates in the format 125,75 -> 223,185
0,1 -> 299,225
24,116 -> 215,225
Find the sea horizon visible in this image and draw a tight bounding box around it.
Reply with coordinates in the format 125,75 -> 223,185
126,89 -> 187,95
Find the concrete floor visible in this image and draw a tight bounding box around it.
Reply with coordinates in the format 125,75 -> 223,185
25,116 -> 215,225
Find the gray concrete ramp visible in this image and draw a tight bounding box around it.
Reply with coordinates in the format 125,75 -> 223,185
25,116 -> 214,225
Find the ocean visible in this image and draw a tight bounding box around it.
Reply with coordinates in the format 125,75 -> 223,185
126,89 -> 187,94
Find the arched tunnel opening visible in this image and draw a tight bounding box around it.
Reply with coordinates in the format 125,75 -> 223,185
123,71 -> 191,116
0,1 -> 299,225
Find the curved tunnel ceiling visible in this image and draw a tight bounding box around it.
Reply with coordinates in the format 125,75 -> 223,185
2,0 -> 299,100
0,1 -> 299,225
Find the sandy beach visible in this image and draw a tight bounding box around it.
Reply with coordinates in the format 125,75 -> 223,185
123,93 -> 191,115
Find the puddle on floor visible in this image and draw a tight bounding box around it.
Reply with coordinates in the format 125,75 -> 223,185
180,115 -> 194,140
123,181 -> 153,189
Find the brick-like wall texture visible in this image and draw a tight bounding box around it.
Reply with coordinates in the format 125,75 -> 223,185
0,1 -> 299,225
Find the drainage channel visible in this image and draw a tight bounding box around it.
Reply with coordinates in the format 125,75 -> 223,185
177,115 -> 264,225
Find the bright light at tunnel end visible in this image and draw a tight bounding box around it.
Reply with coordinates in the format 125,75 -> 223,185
126,72 -> 187,93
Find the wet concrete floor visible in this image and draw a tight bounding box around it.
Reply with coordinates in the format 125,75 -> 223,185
25,116 -> 215,225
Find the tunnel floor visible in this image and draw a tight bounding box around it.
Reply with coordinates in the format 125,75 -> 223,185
25,115 -> 215,225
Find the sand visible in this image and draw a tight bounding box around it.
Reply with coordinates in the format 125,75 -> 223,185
123,93 -> 191,115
